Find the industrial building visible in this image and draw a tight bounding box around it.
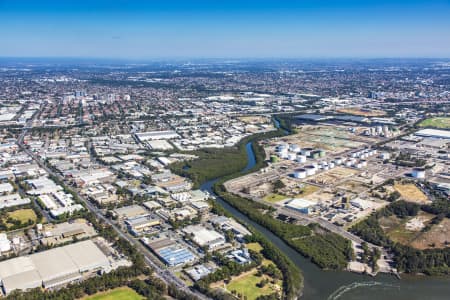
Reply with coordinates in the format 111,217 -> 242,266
285,198 -> 316,214
157,245 -> 196,267
142,237 -> 196,267
0,193 -> 31,209
183,225 -> 226,251
415,129 -> 450,139
0,240 -> 112,295
125,215 -> 161,236
114,204 -> 149,219
135,130 -> 180,142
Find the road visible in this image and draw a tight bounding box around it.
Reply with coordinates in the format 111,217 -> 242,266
17,127 -> 208,300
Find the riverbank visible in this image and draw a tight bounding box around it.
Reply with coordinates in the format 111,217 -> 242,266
184,117 -> 450,299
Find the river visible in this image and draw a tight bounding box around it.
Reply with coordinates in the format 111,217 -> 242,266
200,140 -> 450,300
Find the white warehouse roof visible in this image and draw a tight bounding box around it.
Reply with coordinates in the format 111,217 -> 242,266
415,129 -> 450,139
0,240 -> 110,295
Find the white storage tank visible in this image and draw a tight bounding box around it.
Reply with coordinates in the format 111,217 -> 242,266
280,151 -> 289,159
412,167 -> 426,179
289,144 -> 301,152
305,165 -> 316,176
288,153 -> 297,160
360,159 -> 367,167
301,148 -> 313,156
293,168 -> 307,179
276,144 -> 288,152
329,162 -> 335,168
296,155 -> 307,163
380,152 -> 390,160
334,157 -> 342,165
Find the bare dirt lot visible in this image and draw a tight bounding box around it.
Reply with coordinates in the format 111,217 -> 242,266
410,218 -> 450,250
379,212 -> 448,250
336,108 -> 386,117
339,179 -> 370,194
307,167 -> 359,186
394,183 -> 431,204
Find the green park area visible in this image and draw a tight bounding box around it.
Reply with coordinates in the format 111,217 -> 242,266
419,117 -> 450,129
263,193 -> 287,203
82,287 -> 144,300
225,270 -> 281,300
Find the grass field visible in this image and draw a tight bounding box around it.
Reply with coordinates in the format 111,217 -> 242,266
6,209 -> 37,228
263,193 -> 287,203
394,183 -> 430,204
246,242 -> 264,252
295,184 -> 320,197
225,271 -> 280,300
82,287 -> 144,300
418,117 -> 450,129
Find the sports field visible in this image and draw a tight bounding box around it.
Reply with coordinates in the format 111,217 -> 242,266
418,117 -> 450,129
83,287 -> 144,300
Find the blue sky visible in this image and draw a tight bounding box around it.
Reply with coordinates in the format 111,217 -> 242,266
0,0 -> 449,59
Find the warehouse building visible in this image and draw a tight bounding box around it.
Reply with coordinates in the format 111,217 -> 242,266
141,237 -> 196,267
135,130 -> 180,142
285,198 -> 316,214
415,129 -> 450,139
183,225 -> 226,251
125,215 -> 161,236
0,240 -> 111,295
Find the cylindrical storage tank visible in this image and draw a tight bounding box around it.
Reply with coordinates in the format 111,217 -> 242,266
270,155 -> 278,163
356,162 -> 363,169
296,155 -> 307,163
329,162 -> 335,168
293,168 -> 307,179
373,149 -> 377,155
351,152 -> 358,158
289,144 -> 300,152
280,152 -> 288,159
305,165 -> 316,176
335,157 -> 342,165
288,153 -> 297,160
276,144 -> 288,152
345,161 -> 353,167
360,159 -> 367,167
319,149 -> 326,157
323,165 -> 329,171
311,151 -> 320,159
301,148 -> 313,156
412,167 -> 425,179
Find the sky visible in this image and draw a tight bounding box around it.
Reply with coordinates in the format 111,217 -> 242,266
0,0 -> 449,59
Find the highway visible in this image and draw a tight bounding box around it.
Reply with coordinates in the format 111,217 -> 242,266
17,126 -> 208,300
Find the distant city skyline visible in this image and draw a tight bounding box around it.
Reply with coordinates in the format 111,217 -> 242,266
1,0 -> 449,59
